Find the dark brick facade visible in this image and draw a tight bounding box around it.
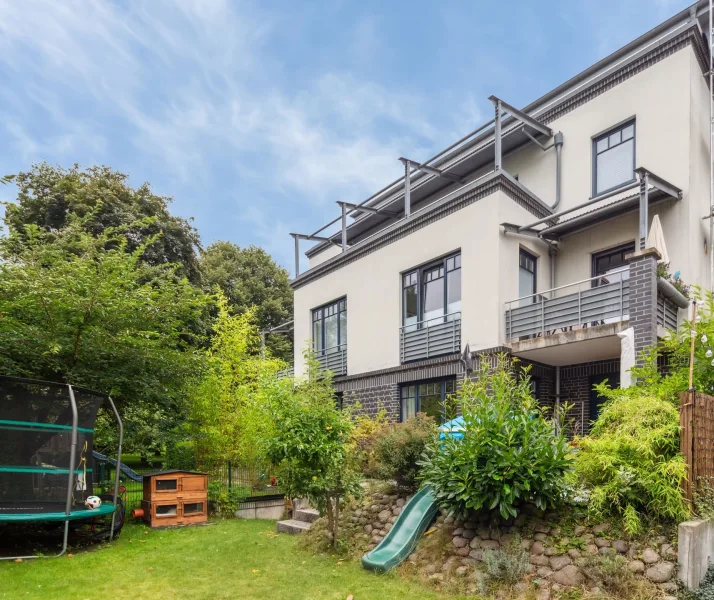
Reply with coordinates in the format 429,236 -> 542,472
333,353 -> 464,421
559,359 -> 620,436
626,248 -> 660,366
334,349 -> 625,439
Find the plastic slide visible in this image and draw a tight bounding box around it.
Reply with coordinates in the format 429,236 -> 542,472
92,451 -> 143,483
361,485 -> 439,572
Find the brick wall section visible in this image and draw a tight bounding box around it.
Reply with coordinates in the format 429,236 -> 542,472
334,354 -> 464,421
626,248 -> 660,367
341,383 -> 400,421
559,359 -> 620,436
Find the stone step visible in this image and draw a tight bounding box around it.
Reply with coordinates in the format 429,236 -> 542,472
294,508 -> 320,523
276,519 -> 312,535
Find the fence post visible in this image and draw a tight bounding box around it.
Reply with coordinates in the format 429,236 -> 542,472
228,461 -> 232,492
681,390 -> 695,505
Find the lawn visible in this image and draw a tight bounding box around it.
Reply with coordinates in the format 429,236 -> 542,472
0,520 -> 465,600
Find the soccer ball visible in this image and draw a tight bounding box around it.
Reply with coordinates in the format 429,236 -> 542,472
84,496 -> 102,510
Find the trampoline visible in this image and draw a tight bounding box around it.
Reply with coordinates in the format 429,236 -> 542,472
0,375 -> 124,560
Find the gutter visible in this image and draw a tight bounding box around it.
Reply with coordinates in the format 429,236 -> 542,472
657,276 -> 690,309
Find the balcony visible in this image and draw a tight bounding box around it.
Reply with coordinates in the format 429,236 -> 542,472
400,312 -> 461,363
505,270 -> 629,341
276,366 -> 294,379
315,345 -> 348,377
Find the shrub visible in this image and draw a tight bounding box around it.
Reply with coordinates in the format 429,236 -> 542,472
348,408 -> 390,477
482,538 -> 530,585
164,439 -> 197,471
372,413 -> 438,491
580,554 -> 658,599
418,356 -> 572,518
573,392 -> 688,535
695,476 -> 714,521
265,353 -> 361,546
693,564 -> 714,600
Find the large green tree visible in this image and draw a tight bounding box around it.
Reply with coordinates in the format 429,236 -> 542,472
0,218 -> 211,455
3,163 -> 202,283
200,241 -> 293,361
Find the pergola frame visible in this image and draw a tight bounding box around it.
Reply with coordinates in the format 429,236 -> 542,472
289,95 -> 553,276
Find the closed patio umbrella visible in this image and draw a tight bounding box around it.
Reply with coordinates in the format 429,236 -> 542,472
647,214 -> 669,264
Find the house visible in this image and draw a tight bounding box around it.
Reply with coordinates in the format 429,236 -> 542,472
282,2 -> 712,434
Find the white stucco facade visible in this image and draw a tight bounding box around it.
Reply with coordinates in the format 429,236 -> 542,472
292,36 -> 712,380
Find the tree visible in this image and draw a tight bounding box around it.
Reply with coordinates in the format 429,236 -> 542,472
185,295 -> 284,464
2,163 -> 202,283
0,218 -> 211,456
200,242 -> 293,362
265,355 -> 360,547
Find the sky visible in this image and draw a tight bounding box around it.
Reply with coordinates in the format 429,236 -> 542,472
0,0 -> 693,275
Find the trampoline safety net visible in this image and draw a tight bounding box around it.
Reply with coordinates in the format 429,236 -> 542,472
0,377 -> 103,516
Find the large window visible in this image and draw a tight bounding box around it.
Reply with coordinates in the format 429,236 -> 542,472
518,249 -> 537,306
593,120 -> 636,196
312,298 -> 346,355
402,252 -> 461,331
400,379 -> 456,423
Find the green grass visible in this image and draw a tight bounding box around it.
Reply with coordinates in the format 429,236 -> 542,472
0,520 -> 466,600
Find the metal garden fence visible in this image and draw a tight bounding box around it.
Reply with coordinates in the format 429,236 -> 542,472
93,459 -> 282,512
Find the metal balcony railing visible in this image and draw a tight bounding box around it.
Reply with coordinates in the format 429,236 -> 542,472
276,366 -> 294,379
400,312 -> 461,363
656,293 -> 679,331
505,269 -> 629,340
315,345 -> 347,377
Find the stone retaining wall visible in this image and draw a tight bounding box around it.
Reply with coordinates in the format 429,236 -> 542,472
339,487 -> 679,598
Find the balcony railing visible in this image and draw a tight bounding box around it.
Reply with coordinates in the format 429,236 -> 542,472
400,312 -> 461,363
315,345 -> 347,377
505,269 -> 629,341
276,366 -> 294,379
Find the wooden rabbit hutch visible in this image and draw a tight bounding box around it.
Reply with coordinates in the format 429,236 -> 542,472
140,470 -> 208,527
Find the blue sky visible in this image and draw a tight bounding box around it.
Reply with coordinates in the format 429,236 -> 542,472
0,0 -> 691,275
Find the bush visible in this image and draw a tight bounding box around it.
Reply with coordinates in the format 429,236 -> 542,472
580,554 -> 657,599
164,440 -> 197,471
371,413 -> 437,491
482,538 -> 530,585
418,356 -> 572,518
573,392 -> 688,534
265,353 -> 361,547
348,408 -> 390,477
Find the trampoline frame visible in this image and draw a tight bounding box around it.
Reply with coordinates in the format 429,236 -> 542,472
0,376 -> 124,561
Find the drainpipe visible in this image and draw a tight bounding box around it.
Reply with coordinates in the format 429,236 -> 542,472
549,245 -> 557,290
552,132 -> 564,210
555,366 -> 561,433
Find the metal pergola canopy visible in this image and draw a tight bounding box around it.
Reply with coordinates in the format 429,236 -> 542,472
299,96 -> 554,266
538,189 -> 672,239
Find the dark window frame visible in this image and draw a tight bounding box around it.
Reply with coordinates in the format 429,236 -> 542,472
592,119 -> 636,197
311,297 -> 347,356
591,242 -> 635,285
402,251 -> 461,328
399,377 -> 456,423
518,248 -> 538,302
528,377 -> 541,401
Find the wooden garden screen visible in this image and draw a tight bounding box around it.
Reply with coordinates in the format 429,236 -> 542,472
680,390 -> 714,502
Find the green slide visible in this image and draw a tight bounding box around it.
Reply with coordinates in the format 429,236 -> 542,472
361,485 -> 439,572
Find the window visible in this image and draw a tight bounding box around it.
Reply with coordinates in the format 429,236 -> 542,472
593,120 -> 635,196
312,298 -> 346,355
402,252 -> 461,330
518,249 -> 537,306
400,379 -> 456,423
592,242 -> 634,284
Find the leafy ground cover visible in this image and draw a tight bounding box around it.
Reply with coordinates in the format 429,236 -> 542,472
0,519 -> 465,600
